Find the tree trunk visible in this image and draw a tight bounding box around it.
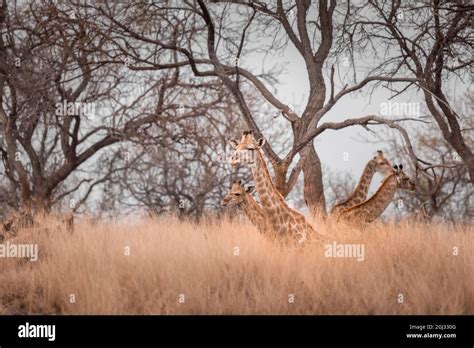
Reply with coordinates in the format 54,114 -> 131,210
273,162 -> 289,197
34,195 -> 53,214
19,191 -> 52,215
452,141 -> 474,183
300,142 -> 326,216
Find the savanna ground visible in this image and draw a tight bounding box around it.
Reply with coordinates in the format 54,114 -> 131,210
0,214 -> 472,315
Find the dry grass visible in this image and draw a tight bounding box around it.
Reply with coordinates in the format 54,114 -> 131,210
0,214 -> 472,314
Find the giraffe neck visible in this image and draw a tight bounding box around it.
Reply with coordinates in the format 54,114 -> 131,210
249,149 -> 318,244
351,159 -> 377,201
250,150 -> 287,212
241,193 -> 265,228
354,174 -> 398,218
336,159 -> 376,209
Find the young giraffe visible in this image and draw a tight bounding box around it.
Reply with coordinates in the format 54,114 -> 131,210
338,164 -> 416,224
330,150 -> 392,217
221,180 -> 267,234
229,131 -> 324,244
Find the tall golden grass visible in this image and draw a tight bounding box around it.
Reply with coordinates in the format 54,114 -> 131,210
0,214 -> 472,314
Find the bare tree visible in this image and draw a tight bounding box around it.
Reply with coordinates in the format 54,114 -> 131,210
92,0 -> 424,216
1,0 -> 470,223
0,0 -> 228,216
367,93 -> 474,222
343,0 -> 473,181
97,99 -> 249,220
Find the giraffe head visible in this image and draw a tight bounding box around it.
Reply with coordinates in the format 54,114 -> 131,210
221,180 -> 255,206
228,131 -> 265,167
373,150 -> 393,175
392,164 -> 416,191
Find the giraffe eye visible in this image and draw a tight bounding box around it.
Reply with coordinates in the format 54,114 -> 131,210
234,193 -> 241,196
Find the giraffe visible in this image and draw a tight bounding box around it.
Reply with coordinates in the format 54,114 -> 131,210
330,150 -> 392,217
338,164 -> 416,224
228,131 -> 324,244
221,180 -> 267,234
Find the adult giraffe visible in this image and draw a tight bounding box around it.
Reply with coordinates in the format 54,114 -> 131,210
338,164 -> 416,224
330,151 -> 392,218
228,131 -> 325,244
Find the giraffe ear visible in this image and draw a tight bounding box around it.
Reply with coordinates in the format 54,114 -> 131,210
257,137 -> 266,147
229,139 -> 239,149
245,185 -> 255,193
